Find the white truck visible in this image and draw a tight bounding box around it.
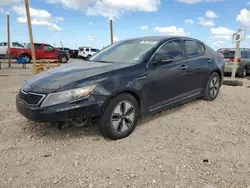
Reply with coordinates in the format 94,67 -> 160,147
0,42 -> 25,55
78,46 -> 99,59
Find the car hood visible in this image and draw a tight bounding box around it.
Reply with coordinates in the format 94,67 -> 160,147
23,61 -> 132,93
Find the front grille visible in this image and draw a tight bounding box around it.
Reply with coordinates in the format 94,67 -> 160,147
19,90 -> 46,106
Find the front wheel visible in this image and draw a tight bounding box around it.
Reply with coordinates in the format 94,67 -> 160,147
97,93 -> 139,140
203,72 -> 221,101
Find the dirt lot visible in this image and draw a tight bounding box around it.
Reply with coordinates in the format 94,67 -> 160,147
0,61 -> 250,188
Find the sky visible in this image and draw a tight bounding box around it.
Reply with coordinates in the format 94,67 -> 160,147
0,0 -> 250,50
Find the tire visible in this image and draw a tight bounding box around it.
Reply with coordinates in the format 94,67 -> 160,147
239,67 -> 247,78
59,55 -> 68,63
20,54 -> 31,63
97,93 -> 139,140
203,72 -> 221,101
87,55 -> 91,60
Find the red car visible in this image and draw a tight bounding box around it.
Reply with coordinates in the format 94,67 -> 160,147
9,43 -> 70,63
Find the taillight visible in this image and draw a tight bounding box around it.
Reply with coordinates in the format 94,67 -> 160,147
229,58 -> 241,62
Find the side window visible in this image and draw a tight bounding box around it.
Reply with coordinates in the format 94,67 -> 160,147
242,51 -> 250,58
34,44 -> 43,50
15,43 -> 24,48
45,45 -> 54,51
0,42 -> 5,46
155,40 -> 184,61
85,48 -> 89,52
241,51 -> 247,58
184,40 -> 205,58
91,49 -> 97,52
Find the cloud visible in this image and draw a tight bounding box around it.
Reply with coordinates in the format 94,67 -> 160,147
198,17 -> 215,26
213,41 -> 223,48
12,5 -> 62,32
247,1 -> 250,6
154,26 -> 190,36
89,22 -> 93,25
113,36 -> 119,42
247,35 -> 250,39
55,16 -> 65,21
210,27 -> 235,40
87,36 -> 96,41
177,0 -> 223,4
46,0 -> 161,19
236,9 -> 250,28
0,8 -> 4,14
205,10 -> 218,19
184,19 -> 194,24
140,26 -> 149,30
0,0 -> 22,6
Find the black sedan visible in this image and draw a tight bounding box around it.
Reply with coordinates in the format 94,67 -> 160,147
16,36 -> 224,140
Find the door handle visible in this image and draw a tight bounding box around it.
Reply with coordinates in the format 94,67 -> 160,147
180,64 -> 187,70
207,59 -> 212,63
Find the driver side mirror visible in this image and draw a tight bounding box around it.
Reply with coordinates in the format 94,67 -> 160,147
152,54 -> 174,65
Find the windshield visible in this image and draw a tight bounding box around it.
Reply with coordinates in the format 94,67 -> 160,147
89,39 -> 159,63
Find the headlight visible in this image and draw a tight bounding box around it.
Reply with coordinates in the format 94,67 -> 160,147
41,85 -> 96,107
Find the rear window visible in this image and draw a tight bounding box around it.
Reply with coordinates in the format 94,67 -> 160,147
184,40 -> 205,57
91,49 -> 98,52
220,51 -> 235,58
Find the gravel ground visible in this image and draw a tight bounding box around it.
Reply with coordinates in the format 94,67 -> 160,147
0,62 -> 250,188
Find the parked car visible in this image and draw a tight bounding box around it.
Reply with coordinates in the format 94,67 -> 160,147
9,43 -> 70,63
69,49 -> 79,58
16,36 -> 224,140
0,42 -> 25,55
217,48 -> 250,78
57,47 -> 78,58
78,46 -> 99,59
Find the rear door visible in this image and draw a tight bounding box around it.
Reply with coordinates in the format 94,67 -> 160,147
33,44 -> 44,59
182,39 -> 212,92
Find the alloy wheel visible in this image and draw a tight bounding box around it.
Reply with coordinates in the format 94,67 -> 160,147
242,68 -> 247,77
61,57 -> 67,63
210,76 -> 219,97
111,101 -> 135,133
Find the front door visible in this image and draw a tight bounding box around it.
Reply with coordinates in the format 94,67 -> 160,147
44,44 -> 57,59
144,39 -> 191,112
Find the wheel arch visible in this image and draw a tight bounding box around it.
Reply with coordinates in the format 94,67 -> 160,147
102,89 -> 143,116
20,53 -> 32,62
211,69 -> 222,85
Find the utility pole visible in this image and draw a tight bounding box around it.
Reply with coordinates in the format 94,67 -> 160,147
7,14 -> 11,67
60,41 -> 64,51
231,29 -> 241,79
25,0 -> 37,74
110,19 -> 113,44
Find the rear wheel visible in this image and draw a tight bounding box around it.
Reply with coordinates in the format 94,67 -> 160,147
203,72 -> 220,101
87,55 -> 91,60
239,67 -> 247,78
20,54 -> 31,63
59,55 -> 68,63
97,93 -> 139,140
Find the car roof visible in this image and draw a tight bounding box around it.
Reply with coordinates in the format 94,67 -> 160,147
218,48 -> 250,51
118,36 -> 205,43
